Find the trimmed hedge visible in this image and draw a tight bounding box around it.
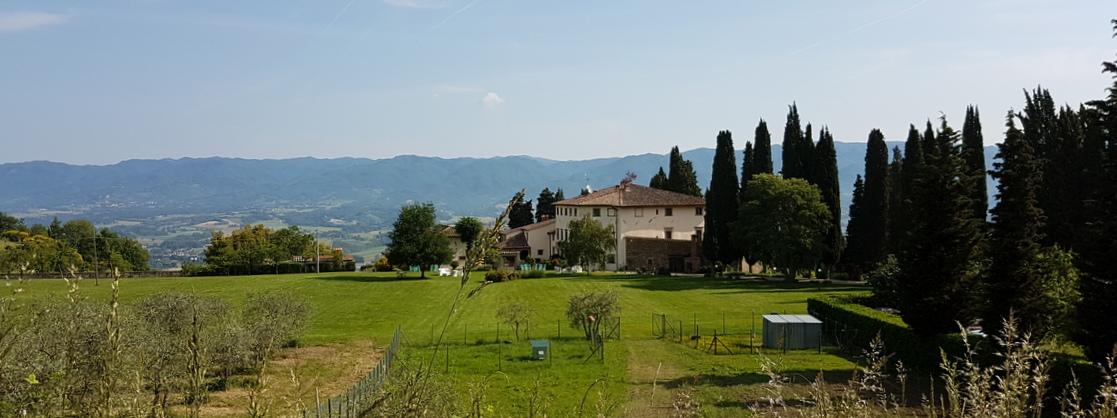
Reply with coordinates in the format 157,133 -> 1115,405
807,296 -> 974,371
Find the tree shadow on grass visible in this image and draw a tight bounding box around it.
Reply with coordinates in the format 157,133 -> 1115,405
661,368 -> 857,389
569,274 -> 866,294
308,274 -> 433,283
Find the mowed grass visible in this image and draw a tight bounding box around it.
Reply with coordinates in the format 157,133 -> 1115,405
17,272 -> 869,417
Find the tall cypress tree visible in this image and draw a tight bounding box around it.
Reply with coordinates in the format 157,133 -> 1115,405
509,200 -> 535,228
985,112 -> 1046,338
892,125 -> 923,252
1077,21 -> 1117,363
962,106 -> 989,224
800,123 -> 816,182
845,175 -> 868,272
812,128 -> 843,276
862,129 -> 890,266
667,146 -> 702,196
555,188 -> 565,202
740,141 -> 756,197
703,130 -> 740,267
781,104 -> 805,179
898,117 -> 981,335
753,119 -> 774,175
649,167 -> 669,190
886,146 -> 904,254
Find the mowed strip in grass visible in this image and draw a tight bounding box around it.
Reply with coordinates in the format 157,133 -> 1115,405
16,272 -> 868,416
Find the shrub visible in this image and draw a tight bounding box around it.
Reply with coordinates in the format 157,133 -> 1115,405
521,270 -> 545,279
864,255 -> 900,308
807,296 -> 972,371
484,269 -> 519,282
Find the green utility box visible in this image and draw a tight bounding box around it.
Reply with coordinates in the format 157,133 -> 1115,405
530,339 -> 550,360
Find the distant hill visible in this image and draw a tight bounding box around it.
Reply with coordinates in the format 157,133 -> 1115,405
0,142 -> 997,267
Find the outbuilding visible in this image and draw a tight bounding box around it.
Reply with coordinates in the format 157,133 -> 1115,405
762,314 -> 822,350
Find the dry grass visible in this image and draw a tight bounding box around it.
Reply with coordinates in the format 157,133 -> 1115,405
188,340 -> 381,417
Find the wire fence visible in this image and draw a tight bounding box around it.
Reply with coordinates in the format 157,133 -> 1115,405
306,326 -> 402,418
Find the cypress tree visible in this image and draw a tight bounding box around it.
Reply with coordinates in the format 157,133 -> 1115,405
1077,21 -> 1117,362
667,146 -> 702,196
845,175 -> 867,273
753,119 -> 774,174
703,130 -> 740,267
812,128 -> 843,277
862,129 -> 890,266
801,123 -> 816,182
985,112 -> 1047,338
962,106 -> 989,224
555,188 -> 565,202
740,141 -> 756,199
649,167 -> 669,190
781,104 -> 805,179
897,117 -> 981,335
892,125 -> 923,252
886,147 -> 904,254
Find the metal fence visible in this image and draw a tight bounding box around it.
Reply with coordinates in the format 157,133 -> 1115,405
307,326 -> 402,418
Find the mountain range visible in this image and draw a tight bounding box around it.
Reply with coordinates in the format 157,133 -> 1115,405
0,142 -> 997,268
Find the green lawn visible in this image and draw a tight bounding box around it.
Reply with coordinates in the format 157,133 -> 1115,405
16,272 -> 868,417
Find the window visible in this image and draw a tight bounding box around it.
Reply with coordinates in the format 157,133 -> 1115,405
695,227 -> 703,242
635,208 -> 644,217
537,249 -> 543,256
695,207 -> 703,216
593,208 -> 601,217
574,208 -> 578,216
664,228 -> 673,240
607,208 -> 616,216
665,207 -> 673,216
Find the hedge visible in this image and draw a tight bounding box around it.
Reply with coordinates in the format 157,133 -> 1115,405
807,296 -> 974,371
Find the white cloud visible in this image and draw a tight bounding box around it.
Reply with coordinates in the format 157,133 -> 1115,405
481,92 -> 504,108
383,0 -> 449,9
0,12 -> 69,33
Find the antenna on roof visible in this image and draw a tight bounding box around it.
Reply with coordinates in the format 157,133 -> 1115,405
581,173 -> 593,196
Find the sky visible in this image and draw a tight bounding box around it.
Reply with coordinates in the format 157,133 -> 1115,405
1,0 -> 1115,165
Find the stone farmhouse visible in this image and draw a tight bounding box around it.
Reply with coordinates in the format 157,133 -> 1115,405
498,181 -> 707,273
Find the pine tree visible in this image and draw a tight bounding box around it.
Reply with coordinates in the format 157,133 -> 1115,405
649,167 -> 669,190
962,106 -> 989,224
845,175 -> 867,273
703,130 -> 740,267
897,117 -> 981,335
886,147 -> 904,254
985,112 -> 1047,338
1021,88 -> 1067,248
781,104 -> 805,179
812,128 -> 843,277
862,129 -> 890,266
1077,20 -> 1117,363
509,200 -> 534,228
536,188 -> 558,222
753,119 -> 774,174
667,146 -> 702,196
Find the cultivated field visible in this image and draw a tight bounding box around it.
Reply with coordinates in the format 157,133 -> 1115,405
18,272 -> 868,417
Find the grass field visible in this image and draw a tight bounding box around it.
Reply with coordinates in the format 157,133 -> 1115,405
17,272 -> 869,417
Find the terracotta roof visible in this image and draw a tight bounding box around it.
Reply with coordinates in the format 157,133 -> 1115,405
508,218 -> 555,232
500,231 -> 530,250
554,183 -> 705,208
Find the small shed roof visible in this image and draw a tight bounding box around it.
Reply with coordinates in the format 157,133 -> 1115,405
530,339 -> 550,348
762,314 -> 822,324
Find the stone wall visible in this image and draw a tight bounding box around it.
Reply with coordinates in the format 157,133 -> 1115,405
624,236 -> 702,273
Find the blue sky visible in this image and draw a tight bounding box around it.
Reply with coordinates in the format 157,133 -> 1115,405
1,0 -> 1114,164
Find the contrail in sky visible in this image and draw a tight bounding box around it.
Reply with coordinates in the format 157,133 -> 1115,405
431,0 -> 480,30
789,0 -> 929,56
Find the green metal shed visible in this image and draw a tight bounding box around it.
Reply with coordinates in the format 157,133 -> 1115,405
762,314 -> 822,350
530,339 -> 550,360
